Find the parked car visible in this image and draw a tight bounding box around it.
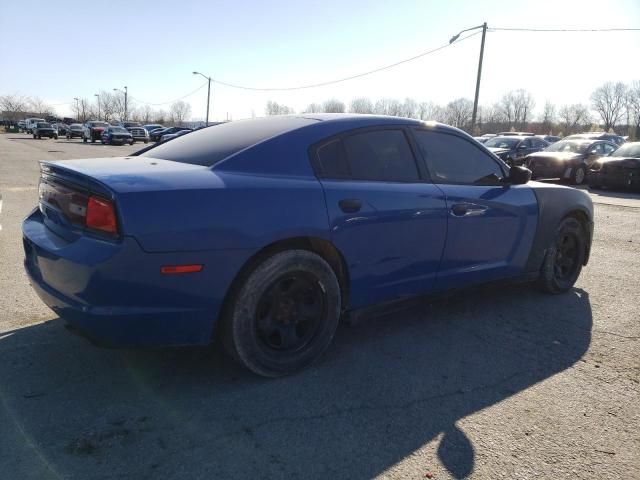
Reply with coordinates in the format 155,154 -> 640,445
498,131 -> 535,136
128,126 -> 150,143
101,126 -> 134,145
52,123 -> 67,135
526,139 -> 618,185
537,135 -> 561,143
83,121 -> 110,143
25,118 -> 45,134
23,115 -> 594,377
17,120 -> 26,132
32,122 -> 58,139
483,135 -> 549,166
143,124 -> 164,134
120,122 -> 141,129
565,132 -> 626,146
160,129 -> 191,142
149,126 -> 191,142
588,141 -> 640,191
473,136 -> 490,144
66,123 -> 84,139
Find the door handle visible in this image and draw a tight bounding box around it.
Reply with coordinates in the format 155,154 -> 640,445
450,203 -> 488,217
339,198 -> 362,213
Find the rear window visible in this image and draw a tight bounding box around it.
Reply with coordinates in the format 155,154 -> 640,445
140,116 -> 318,166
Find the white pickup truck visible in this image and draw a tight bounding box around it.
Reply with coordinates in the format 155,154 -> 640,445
25,118 -> 45,134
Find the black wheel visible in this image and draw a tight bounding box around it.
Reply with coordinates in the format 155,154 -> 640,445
537,217 -> 586,294
222,250 -> 341,377
33,134 -> 36,139
570,165 -> 586,185
101,138 -> 106,144
129,139 -> 134,145
66,134 -> 70,140
83,136 -> 87,143
144,140 -> 148,144
37,134 -> 41,139
53,135 -> 58,140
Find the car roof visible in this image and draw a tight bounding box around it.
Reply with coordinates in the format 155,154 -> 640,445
140,114 -> 458,170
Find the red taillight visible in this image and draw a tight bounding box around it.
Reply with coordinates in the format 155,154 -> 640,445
86,196 -> 117,234
160,265 -> 203,275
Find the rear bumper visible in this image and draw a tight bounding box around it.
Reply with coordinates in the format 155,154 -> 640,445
22,209 -> 254,347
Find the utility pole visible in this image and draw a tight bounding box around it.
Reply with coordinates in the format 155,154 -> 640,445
449,22 -> 487,132
113,86 -> 128,121
94,94 -> 100,120
193,71 -> 212,125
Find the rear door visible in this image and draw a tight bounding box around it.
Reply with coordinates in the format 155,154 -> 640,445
311,127 -> 448,309
410,128 -> 538,291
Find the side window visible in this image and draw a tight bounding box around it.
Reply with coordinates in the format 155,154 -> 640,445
413,129 -> 506,185
315,139 -> 350,178
590,143 -> 604,155
342,130 -> 420,182
520,139 -> 532,148
603,143 -> 616,154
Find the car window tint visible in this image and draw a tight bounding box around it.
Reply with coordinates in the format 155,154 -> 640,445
413,129 -> 505,185
316,139 -> 350,178
603,143 -> 616,154
342,130 -> 419,182
590,143 -> 604,155
521,139 -> 531,148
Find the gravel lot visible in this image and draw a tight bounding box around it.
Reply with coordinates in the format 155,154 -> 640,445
0,132 -> 638,479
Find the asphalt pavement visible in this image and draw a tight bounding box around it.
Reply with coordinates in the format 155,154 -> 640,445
0,132 -> 638,479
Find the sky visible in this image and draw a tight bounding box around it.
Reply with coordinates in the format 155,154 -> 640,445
1,0 -> 638,121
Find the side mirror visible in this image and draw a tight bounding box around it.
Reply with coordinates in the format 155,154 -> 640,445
508,166 -> 531,185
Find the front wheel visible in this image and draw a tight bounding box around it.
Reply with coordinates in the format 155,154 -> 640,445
537,217 -> 586,294
129,139 -> 134,145
222,250 -> 342,377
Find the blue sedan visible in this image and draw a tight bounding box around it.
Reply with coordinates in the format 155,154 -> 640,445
23,114 -> 594,377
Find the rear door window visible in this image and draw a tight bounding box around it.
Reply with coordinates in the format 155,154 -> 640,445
342,130 -> 420,182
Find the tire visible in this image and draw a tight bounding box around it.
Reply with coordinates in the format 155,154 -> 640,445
37,134 -> 41,139
66,134 -> 70,140
129,139 -> 134,145
101,138 -> 106,144
222,250 -> 342,377
33,134 -> 36,139
537,217 -> 586,294
570,165 -> 586,185
83,136 -> 87,143
54,135 -> 58,140
144,140 -> 148,144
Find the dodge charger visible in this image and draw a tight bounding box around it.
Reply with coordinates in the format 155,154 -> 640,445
23,115 -> 594,377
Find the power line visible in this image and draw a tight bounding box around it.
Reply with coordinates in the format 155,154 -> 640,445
212,30 -> 483,92
129,82 -> 209,106
491,27 -> 640,32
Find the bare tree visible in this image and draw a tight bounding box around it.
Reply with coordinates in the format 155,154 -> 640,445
540,100 -> 556,133
512,90 -> 535,129
169,100 -> 192,125
75,98 -> 93,122
29,96 -> 53,117
304,103 -> 322,113
417,101 -> 442,121
627,80 -> 640,139
591,82 -> 627,131
444,98 -> 473,130
265,101 -> 293,115
401,98 -> 418,118
0,94 -> 29,121
349,97 -> 373,114
374,98 -> 402,116
558,104 -> 591,135
322,99 -> 345,113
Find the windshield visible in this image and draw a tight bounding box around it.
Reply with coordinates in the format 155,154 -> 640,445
111,127 -> 128,133
545,140 -> 589,153
610,143 -> 640,158
37,122 -> 51,128
90,122 -> 109,127
70,124 -> 82,129
484,137 -> 519,149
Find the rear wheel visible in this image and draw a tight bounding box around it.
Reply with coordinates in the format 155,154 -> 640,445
222,250 -> 341,377
571,165 -> 586,185
537,217 -> 586,294
83,135 -> 87,143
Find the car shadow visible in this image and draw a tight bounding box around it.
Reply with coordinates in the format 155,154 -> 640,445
585,185 -> 640,198
0,284 -> 592,479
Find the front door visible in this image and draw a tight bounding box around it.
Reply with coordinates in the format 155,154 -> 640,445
410,128 -> 538,291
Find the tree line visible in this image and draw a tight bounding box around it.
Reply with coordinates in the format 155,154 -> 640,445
266,81 -> 640,138
0,92 -> 192,127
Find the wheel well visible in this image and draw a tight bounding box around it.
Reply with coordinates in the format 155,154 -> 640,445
216,237 -> 350,338
564,209 -> 592,265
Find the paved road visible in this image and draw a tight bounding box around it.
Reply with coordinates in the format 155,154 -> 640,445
0,132 -> 638,479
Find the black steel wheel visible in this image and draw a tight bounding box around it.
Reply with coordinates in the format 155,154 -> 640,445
537,217 -> 586,294
222,250 -> 341,377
